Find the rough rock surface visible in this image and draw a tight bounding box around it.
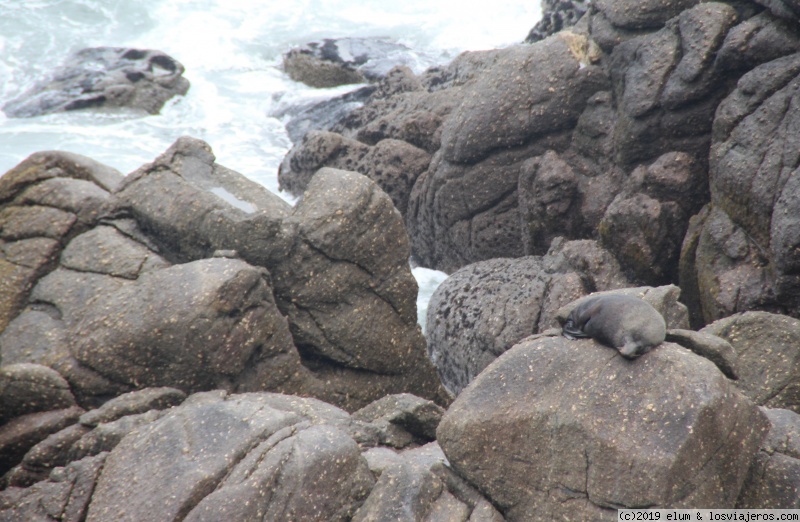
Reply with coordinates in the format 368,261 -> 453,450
272,85 -> 376,143
283,37 -> 424,88
525,0 -> 591,43
681,52 -> 800,322
0,150 -> 121,334
0,364 -> 76,423
738,407 -> 800,508
0,137 -> 447,412
278,3 -> 800,328
425,239 -> 631,395
702,312 -> 800,412
438,337 -> 769,519
0,391 -> 497,522
2,47 -> 189,117
279,130 -> 431,214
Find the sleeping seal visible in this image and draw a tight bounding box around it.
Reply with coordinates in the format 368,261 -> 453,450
561,294 -> 666,358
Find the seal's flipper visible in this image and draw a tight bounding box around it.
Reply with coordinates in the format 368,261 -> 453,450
562,319 -> 590,340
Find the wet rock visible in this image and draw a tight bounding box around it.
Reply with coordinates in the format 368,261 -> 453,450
283,37 -> 424,88
702,312 -> 800,411
525,0 -> 591,43
273,85 -> 376,143
438,338 -> 768,519
2,47 -> 189,118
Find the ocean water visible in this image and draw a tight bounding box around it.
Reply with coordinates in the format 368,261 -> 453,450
0,0 -> 541,328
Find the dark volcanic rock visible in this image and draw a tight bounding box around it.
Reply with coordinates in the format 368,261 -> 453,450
0,364 -> 76,424
687,52 -> 800,320
273,85 -> 376,143
525,0 -> 591,43
702,312 -> 800,412
425,240 -> 633,395
71,258 -> 301,395
283,37 -> 423,88
0,391 -> 500,521
2,47 -> 189,118
0,452 -> 107,522
738,407 -> 800,508
0,150 -> 121,334
0,136 -> 447,413
0,406 -> 84,476
438,337 -> 768,519
84,392 -> 372,522
752,0 -> 800,21
278,130 -> 431,214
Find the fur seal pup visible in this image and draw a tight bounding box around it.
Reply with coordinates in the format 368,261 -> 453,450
562,294 -> 666,358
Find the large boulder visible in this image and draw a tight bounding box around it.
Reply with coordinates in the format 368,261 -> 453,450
702,312 -> 800,412
278,130 -> 431,214
738,407 -> 800,508
425,239 -> 631,395
0,137 -> 447,412
438,337 -> 768,520
70,258 -> 301,394
407,34 -> 607,272
681,52 -> 800,322
0,391 -> 497,521
2,47 -> 189,118
0,151 -> 121,334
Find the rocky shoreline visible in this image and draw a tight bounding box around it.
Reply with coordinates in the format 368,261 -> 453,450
2,0 -> 800,519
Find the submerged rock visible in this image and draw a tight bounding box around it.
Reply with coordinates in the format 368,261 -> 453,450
2,47 -> 189,118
